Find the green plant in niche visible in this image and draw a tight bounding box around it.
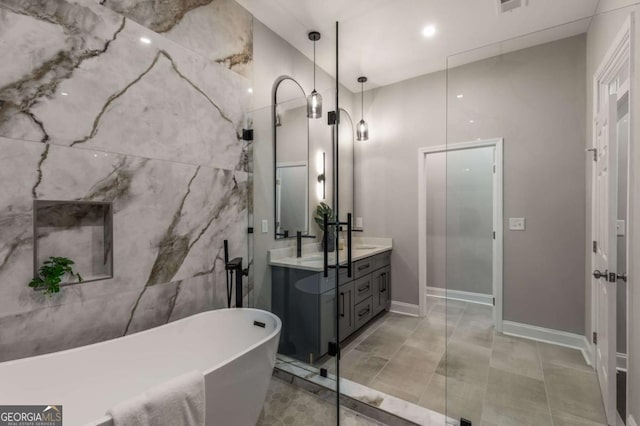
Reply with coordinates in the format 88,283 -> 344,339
29,257 -> 83,295
314,202 -> 335,231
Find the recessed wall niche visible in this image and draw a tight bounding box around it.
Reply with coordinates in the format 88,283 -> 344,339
33,200 -> 113,285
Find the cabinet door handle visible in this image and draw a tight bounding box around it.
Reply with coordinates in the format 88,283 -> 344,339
340,292 -> 345,318
358,263 -> 370,271
357,284 -> 370,293
380,273 -> 387,293
358,306 -> 370,317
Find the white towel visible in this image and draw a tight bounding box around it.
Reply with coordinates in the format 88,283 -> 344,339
107,371 -> 205,426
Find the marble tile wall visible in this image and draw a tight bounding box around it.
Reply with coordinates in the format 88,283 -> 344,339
0,0 -> 254,361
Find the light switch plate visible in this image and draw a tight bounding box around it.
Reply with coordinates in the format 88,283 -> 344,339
509,217 -> 525,231
355,217 -> 363,228
261,219 -> 268,233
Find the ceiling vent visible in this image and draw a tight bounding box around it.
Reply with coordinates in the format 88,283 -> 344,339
497,0 -> 528,14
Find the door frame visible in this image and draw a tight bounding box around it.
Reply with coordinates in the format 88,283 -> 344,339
589,15 -> 633,425
418,138 -> 504,332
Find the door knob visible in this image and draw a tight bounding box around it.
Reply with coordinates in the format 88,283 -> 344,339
593,269 -> 608,280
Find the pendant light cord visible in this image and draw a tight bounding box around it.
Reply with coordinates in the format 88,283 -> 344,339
313,40 -> 316,91
361,81 -> 364,120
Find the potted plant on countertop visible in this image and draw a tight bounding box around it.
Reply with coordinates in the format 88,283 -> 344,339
29,256 -> 83,296
314,202 -> 336,253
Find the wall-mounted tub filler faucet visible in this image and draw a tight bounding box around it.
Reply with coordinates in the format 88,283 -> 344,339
224,240 -> 249,308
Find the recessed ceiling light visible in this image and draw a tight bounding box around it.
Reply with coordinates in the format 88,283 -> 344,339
469,119 -> 475,123
456,94 -> 463,99
247,88 -> 253,94
60,92 -> 68,96
422,25 -> 437,38
140,37 -> 151,44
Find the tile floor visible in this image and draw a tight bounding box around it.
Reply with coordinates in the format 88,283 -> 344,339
320,297 -> 608,426
257,375 -> 384,426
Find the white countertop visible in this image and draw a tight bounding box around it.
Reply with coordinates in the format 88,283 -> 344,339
268,237 -> 392,272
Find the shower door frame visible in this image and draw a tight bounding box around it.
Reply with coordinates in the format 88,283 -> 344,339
418,138 -> 504,331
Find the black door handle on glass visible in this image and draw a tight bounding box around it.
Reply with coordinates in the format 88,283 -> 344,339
323,213 -> 328,278
347,213 -> 352,278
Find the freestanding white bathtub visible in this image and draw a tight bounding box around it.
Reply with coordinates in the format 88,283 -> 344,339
0,308 -> 281,426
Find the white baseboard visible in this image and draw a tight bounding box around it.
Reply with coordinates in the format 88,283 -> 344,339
618,413 -> 628,426
390,301 -> 420,317
584,337 -> 595,368
617,352 -> 628,371
502,321 -> 593,367
629,415 -> 638,426
426,286 -> 493,306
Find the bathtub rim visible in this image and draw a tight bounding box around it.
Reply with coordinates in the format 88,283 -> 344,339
1,308 -> 281,426
0,308 -> 281,367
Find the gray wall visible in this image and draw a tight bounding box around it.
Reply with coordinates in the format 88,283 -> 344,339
357,35 -> 587,334
586,4 -> 640,421
355,68 -> 447,310
250,20 -> 355,310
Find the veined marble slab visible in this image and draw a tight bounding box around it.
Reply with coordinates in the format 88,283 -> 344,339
268,237 -> 392,272
101,0 -> 253,78
0,136 -> 249,360
0,0 -> 253,362
0,0 -> 252,172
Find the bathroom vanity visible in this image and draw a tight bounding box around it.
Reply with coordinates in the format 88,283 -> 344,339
269,239 -> 392,363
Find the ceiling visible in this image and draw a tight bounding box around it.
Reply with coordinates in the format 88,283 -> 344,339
236,0 -> 601,92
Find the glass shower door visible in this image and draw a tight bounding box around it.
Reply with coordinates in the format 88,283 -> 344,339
442,5 -> 640,423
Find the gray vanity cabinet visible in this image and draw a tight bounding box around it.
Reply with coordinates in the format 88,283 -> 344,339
271,250 -> 391,363
271,266 -> 336,363
354,274 -> 373,304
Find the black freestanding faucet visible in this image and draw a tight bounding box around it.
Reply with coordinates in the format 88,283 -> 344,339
224,240 -> 248,308
296,231 -> 302,258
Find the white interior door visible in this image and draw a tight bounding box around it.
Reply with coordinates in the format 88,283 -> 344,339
593,90 -> 617,425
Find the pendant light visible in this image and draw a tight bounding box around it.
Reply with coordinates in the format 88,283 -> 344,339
356,76 -> 369,141
307,31 -> 322,119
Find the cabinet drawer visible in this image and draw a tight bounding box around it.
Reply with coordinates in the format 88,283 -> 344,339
373,251 -> 391,271
354,258 -> 374,278
354,274 -> 373,304
354,297 -> 373,330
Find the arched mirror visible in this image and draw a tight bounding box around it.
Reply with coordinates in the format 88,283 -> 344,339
273,76 -> 309,239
